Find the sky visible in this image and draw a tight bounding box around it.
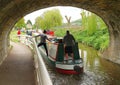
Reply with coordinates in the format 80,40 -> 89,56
24,6 -> 82,24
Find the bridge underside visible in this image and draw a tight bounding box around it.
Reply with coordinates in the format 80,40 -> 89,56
0,0 -> 120,64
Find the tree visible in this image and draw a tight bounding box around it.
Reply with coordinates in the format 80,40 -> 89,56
35,16 -> 42,29
15,18 -> 26,29
81,10 -> 107,35
35,8 -> 63,30
80,10 -> 87,29
81,11 -> 98,35
87,13 -> 97,35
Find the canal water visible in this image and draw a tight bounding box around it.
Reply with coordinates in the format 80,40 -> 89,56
47,43 -> 120,85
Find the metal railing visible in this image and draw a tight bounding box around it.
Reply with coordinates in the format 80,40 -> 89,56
22,35 -> 53,85
32,38 -> 53,85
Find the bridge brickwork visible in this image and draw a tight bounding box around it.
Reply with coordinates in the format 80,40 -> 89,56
0,0 -> 120,64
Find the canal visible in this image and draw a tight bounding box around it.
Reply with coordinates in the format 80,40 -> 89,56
47,43 -> 120,85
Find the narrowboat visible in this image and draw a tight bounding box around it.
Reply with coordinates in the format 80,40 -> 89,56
38,37 -> 83,74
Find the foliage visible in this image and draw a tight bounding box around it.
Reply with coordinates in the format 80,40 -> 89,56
34,8 -> 63,30
81,11 -> 104,35
54,28 -> 67,37
53,26 -> 109,51
35,16 -> 42,29
32,24 -> 37,29
97,16 -> 107,29
10,30 -> 25,42
87,13 -> 97,35
10,30 -> 19,42
77,28 -> 109,50
15,18 -> 26,29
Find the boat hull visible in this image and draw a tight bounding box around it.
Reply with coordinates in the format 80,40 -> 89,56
55,60 -> 83,74
56,67 -> 83,74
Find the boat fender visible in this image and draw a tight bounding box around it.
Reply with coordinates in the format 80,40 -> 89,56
74,65 -> 80,72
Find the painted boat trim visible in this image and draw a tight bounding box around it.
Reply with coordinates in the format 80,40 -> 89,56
56,63 -> 83,70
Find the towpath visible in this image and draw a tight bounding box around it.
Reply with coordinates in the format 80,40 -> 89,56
0,42 -> 35,85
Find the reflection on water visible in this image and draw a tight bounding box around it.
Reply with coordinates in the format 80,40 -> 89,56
47,43 -> 120,85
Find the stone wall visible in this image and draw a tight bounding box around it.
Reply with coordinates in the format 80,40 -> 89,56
0,29 -> 9,65
0,0 -> 120,64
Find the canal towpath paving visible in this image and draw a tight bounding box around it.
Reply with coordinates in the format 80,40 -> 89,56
0,42 -> 36,85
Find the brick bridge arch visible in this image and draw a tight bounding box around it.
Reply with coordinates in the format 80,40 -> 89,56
0,0 -> 120,64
